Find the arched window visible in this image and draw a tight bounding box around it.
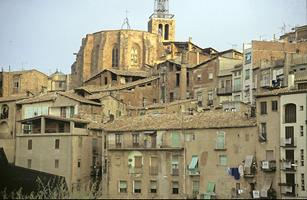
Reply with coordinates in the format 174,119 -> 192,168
285,104 -> 296,123
158,24 -> 163,37
164,24 -> 169,40
112,45 -> 119,68
0,104 -> 9,119
131,44 -> 140,67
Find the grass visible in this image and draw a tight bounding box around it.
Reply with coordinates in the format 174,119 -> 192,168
0,178 -> 104,199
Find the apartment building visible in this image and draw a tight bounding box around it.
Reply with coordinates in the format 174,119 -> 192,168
256,85 -> 307,198
100,112 -> 264,199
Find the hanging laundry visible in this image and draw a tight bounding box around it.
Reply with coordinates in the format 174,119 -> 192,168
232,168 -> 240,180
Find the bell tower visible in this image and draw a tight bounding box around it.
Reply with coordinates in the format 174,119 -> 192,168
148,0 -> 175,42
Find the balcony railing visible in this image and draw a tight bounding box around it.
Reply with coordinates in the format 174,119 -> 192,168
188,169 -> 200,176
281,160 -> 297,171
260,160 -> 276,172
280,138 -> 297,147
217,87 -> 232,95
280,184 -> 296,197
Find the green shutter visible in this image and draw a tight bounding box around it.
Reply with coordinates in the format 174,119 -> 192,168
216,132 -> 225,149
207,182 -> 215,192
171,132 -> 180,147
189,155 -> 198,170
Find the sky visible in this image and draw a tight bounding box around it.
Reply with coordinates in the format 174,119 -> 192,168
0,0 -> 306,74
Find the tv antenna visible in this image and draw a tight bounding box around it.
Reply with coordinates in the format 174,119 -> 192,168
121,9 -> 131,30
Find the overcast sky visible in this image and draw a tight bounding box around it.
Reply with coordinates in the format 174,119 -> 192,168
0,0 -> 306,74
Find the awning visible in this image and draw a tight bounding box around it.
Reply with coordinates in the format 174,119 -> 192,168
244,155 -> 254,168
260,178 -> 272,197
189,156 -> 198,170
202,182 -> 215,199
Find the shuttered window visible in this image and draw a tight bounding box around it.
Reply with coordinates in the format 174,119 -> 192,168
216,131 -> 225,150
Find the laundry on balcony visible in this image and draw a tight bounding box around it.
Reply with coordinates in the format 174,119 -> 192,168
244,155 -> 256,176
260,178 -> 272,198
227,167 -> 240,180
262,161 -> 269,169
285,186 -> 293,193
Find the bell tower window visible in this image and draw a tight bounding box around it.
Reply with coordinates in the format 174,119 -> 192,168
158,24 -> 163,37
164,24 -> 169,40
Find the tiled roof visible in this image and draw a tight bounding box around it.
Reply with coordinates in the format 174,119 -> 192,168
16,92 -> 57,104
58,91 -> 101,106
18,115 -> 89,124
127,99 -> 197,110
84,76 -> 159,93
101,112 -> 256,132
0,94 -> 30,103
84,68 -> 150,83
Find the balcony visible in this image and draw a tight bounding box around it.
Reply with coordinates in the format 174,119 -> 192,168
90,165 -> 102,179
217,87 -> 232,96
281,160 -> 297,171
188,169 -> 200,176
280,184 -> 296,197
260,160 -> 276,172
280,138 -> 297,148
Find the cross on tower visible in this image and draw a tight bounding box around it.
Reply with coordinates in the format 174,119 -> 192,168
121,9 -> 131,30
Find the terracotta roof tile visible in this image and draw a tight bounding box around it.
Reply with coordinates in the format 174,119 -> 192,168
16,92 -> 57,104
58,91 -> 101,106
101,112 -> 256,132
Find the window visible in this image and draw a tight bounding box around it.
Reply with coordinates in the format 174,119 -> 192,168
171,155 -> 179,175
164,24 -> 169,40
176,73 -> 180,87
208,73 -> 213,80
188,155 -> 199,170
302,174 -> 305,191
197,74 -> 201,81
149,156 -> 158,175
245,52 -> 251,64
234,78 -> 241,92
150,180 -> 157,193
172,181 -> 179,194
134,156 -> 142,168
260,102 -> 267,115
300,106 -> 304,111
158,24 -> 163,37
0,104 -> 9,119
55,139 -> 60,149
192,180 -> 200,195
112,46 -> 119,68
272,101 -> 278,111
215,131 -> 225,150
219,155 -> 227,166
300,149 -> 305,167
27,159 -> 32,168
260,123 -> 267,140
55,159 -> 59,168
301,126 -> 304,137
60,107 -> 66,118
285,104 -> 296,123
169,92 -> 174,102
132,134 -> 139,147
70,106 -> 75,118
119,181 -> 127,193
133,180 -> 141,193
28,139 -> 32,150
171,132 -> 180,147
245,69 -> 250,80
115,134 -> 122,147
104,77 -> 108,85
131,47 -> 139,66
78,159 -> 81,168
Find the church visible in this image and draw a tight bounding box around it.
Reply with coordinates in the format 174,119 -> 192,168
70,0 -> 180,89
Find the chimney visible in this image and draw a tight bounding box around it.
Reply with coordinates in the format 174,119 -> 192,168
288,72 -> 295,90
180,51 -> 188,100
